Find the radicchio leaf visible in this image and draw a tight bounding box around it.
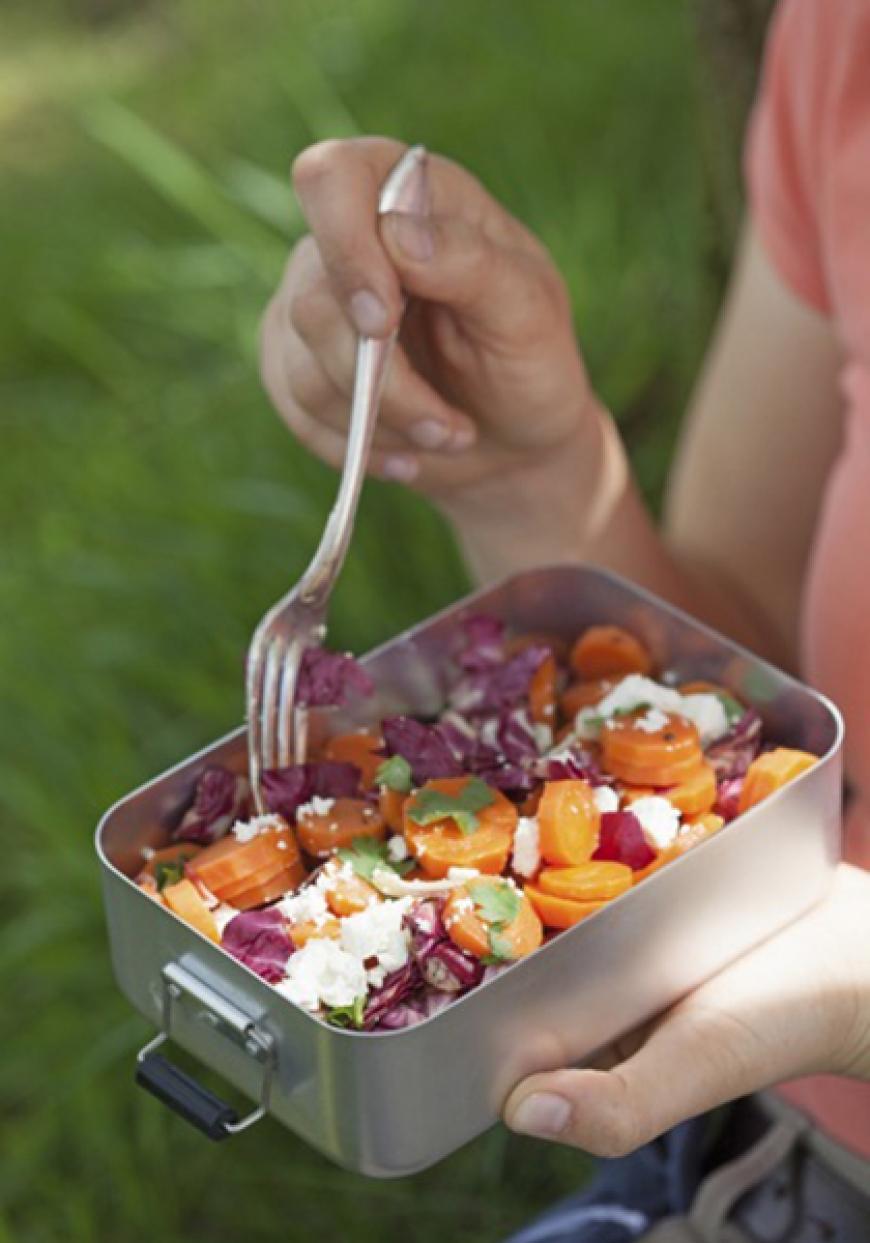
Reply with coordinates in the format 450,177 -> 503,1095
175,767 -> 250,844
221,908 -> 294,983
714,776 -> 745,822
457,614 -> 506,672
593,810 -> 656,871
706,709 -> 763,781
449,645 -> 550,718
420,940 -> 484,992
296,647 -> 374,708
535,746 -> 605,786
381,716 -> 462,784
362,960 -> 422,1029
261,761 -> 360,819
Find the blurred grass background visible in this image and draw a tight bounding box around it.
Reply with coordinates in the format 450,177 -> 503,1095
0,1 -> 764,1240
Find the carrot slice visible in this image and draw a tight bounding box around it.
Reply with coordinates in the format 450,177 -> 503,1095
322,871 -> 382,917
529,653 -> 558,729
139,842 -> 201,882
538,861 -> 633,902
738,748 -> 817,813
444,878 -> 543,960
288,917 -> 341,948
322,730 -> 383,789
537,779 -> 600,866
678,680 -> 730,697
228,864 -> 306,911
296,798 -> 385,859
218,844 -> 305,901
163,878 -> 220,942
524,883 -> 607,929
662,762 -> 717,817
570,625 -> 652,679
601,711 -> 703,786
191,823 -> 301,898
404,777 -> 517,879
559,677 -> 620,720
379,786 -> 407,833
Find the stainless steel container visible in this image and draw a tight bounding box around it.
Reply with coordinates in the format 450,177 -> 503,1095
95,565 -> 843,1177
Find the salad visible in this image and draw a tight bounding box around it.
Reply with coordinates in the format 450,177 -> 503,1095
135,617 -> 817,1030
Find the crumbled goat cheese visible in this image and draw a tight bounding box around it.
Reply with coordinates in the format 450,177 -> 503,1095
277,886 -> 329,926
447,866 -> 480,882
630,796 -> 681,850
571,676 -> 730,748
511,817 -> 541,879
386,835 -> 409,864
296,795 -> 336,820
340,897 -> 411,988
592,785 -> 620,815
678,693 -> 730,747
595,675 -> 684,720
276,939 -> 367,1011
444,895 -> 475,928
634,707 -> 671,734
232,814 -> 283,843
532,721 -> 554,752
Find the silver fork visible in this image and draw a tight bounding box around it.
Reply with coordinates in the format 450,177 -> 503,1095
246,145 -> 430,814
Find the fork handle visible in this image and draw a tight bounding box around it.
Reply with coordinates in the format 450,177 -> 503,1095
299,146 -> 430,606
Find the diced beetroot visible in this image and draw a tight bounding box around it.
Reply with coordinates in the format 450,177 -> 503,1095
715,777 -> 744,822
593,810 -> 656,870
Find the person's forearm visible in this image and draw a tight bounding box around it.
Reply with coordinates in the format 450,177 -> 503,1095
438,403 -> 788,666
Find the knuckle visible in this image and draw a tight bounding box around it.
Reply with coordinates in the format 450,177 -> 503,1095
291,139 -> 347,192
287,356 -> 332,412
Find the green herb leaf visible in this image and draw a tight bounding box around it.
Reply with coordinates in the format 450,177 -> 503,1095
154,858 -> 186,892
337,836 -> 414,882
715,692 -> 745,728
325,995 -> 366,1029
375,754 -> 413,794
487,929 -> 516,962
407,776 -> 495,836
468,878 -> 521,929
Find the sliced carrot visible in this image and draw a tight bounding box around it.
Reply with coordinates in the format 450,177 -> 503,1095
524,883 -> 607,929
570,625 -> 652,679
379,786 -> 407,833
229,864 -> 306,910
662,762 -> 717,817
137,874 -> 164,903
190,824 -> 301,898
288,917 -> 341,948
601,711 -> 703,786
678,680 -> 729,697
559,677 -> 620,720
738,748 -> 817,813
404,777 -> 517,879
444,878 -> 543,961
529,653 -> 558,729
322,730 -> 383,790
537,779 -> 600,867
218,844 -> 305,902
538,861 -> 633,902
163,878 -> 220,942
322,870 -> 382,917
139,842 -> 201,881
296,798 -> 385,858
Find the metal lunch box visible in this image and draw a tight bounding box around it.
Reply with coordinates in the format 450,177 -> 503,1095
95,564 -> 843,1177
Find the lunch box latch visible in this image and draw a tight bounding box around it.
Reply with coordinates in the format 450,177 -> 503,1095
135,962 -> 275,1141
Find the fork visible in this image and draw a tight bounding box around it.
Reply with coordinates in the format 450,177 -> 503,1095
246,145 -> 430,814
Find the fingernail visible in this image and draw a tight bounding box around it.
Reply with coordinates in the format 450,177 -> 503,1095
388,213 -> 434,262
381,454 -> 419,483
350,289 -> 389,336
411,419 -> 451,450
508,1093 -> 572,1138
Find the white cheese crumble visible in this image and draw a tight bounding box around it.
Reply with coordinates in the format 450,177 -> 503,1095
277,886 -> 329,926
569,675 -> 731,748
276,939 -> 366,1011
386,835 -> 409,864
231,814 -> 284,843
532,722 -> 554,753
340,897 -> 411,988
634,706 -> 671,734
595,675 -> 684,720
511,817 -> 540,879
296,795 -> 335,820
592,785 -> 620,815
678,693 -> 730,747
630,796 -> 681,850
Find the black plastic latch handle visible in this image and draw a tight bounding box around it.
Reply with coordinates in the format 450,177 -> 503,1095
136,1052 -> 239,1141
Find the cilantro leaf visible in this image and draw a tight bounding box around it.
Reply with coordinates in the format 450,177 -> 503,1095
154,858 -> 186,892
325,995 -> 366,1029
715,692 -> 745,728
337,836 -> 414,882
375,754 -> 413,794
407,776 -> 495,836
487,929 -> 517,962
468,879 -> 521,929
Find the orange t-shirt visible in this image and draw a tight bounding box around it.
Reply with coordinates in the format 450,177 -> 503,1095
745,0 -> 870,1156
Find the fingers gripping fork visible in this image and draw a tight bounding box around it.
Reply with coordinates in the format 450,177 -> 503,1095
246,146 -> 430,814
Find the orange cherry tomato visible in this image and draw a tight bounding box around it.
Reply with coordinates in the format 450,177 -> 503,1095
537,779 -> 601,866
601,711 -> 703,787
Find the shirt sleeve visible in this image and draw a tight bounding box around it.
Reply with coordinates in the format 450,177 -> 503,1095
744,0 -> 832,313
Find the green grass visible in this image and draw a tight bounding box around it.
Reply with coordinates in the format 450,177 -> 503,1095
0,2 -> 723,1240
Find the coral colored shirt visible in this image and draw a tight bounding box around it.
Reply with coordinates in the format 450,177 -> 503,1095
745,0 -> 870,1157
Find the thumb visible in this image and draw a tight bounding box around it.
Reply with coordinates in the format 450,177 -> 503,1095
380,210 -> 549,338
503,1008 -> 771,1158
